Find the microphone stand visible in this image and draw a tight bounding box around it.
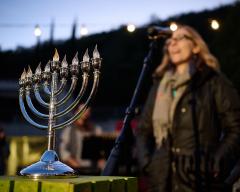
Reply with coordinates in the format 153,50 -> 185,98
102,40 -> 159,176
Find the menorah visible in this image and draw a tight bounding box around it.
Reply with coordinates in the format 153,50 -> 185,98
18,45 -> 101,178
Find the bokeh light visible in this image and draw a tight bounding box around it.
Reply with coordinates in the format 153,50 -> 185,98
80,25 -> 88,36
127,24 -> 136,32
34,25 -> 42,37
211,19 -> 220,30
170,22 -> 178,31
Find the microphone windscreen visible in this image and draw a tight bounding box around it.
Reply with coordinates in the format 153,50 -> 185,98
147,26 -> 172,39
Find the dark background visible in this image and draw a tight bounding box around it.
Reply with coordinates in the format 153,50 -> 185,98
0,2 -> 239,135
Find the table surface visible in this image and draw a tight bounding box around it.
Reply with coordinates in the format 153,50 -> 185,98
0,176 -> 138,192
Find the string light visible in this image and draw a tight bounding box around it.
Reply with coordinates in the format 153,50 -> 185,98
127,24 -> 136,32
169,22 -> 178,31
34,25 -> 42,37
80,25 -> 88,37
210,19 -> 220,30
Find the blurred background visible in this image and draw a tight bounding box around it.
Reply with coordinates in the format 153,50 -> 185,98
0,0 -> 239,176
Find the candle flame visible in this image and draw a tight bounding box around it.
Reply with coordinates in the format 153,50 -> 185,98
26,66 -> 33,78
44,61 -> 51,72
72,52 -> 79,65
62,55 -> 68,68
53,48 -> 59,62
93,45 -> 100,59
83,49 -> 89,62
35,62 -> 42,75
21,68 -> 26,80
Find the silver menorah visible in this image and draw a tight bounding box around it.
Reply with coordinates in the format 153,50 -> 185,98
18,45 -> 101,178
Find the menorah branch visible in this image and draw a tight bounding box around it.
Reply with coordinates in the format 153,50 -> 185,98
55,73 -> 89,118
43,82 -> 51,95
26,92 -> 49,119
34,86 -> 50,108
19,90 -> 48,130
52,71 -> 99,129
55,77 -> 77,107
54,78 -> 67,96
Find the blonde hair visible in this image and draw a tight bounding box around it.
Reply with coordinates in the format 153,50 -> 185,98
154,25 -> 220,76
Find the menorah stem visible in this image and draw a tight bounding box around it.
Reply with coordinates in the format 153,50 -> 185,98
47,71 -> 58,150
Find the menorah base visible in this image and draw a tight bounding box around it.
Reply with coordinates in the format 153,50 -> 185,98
20,150 -> 77,179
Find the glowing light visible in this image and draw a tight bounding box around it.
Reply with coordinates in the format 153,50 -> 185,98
35,63 -> 42,75
21,69 -> 26,80
93,45 -> 100,59
211,19 -> 220,30
83,49 -> 89,62
80,25 -> 88,36
170,22 -> 178,31
62,55 -> 68,68
72,52 -> 79,65
44,61 -> 51,72
26,66 -> 33,78
53,48 -> 59,62
34,25 -> 42,37
127,24 -> 136,32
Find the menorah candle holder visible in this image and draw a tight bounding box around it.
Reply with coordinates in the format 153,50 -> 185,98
18,45 -> 102,178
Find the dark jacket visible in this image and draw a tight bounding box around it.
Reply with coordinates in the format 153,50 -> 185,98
136,65 -> 240,192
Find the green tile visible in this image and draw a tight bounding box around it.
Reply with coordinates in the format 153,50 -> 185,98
124,177 -> 138,192
109,178 -> 125,192
72,182 -> 92,192
0,175 -> 137,192
91,180 -> 110,192
14,180 -> 39,192
0,179 -> 13,192
41,181 -> 69,192
41,178 -> 92,192
41,177 -> 92,192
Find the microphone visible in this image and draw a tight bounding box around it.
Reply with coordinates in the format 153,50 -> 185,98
147,26 -> 172,40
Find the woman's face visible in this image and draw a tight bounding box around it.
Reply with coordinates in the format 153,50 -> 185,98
167,28 -> 196,66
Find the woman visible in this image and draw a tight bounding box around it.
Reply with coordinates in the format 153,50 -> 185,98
136,25 -> 240,191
